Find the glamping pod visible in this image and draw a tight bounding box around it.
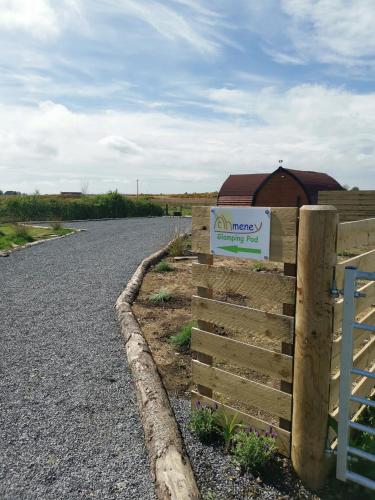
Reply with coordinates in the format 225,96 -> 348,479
217,167 -> 343,207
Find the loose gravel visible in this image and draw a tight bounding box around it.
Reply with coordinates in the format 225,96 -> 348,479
0,217 -> 189,500
171,399 -> 363,500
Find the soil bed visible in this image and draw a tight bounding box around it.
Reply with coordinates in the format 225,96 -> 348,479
133,253 -> 371,499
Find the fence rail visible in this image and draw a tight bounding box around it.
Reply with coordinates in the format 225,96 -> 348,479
337,217 -> 375,251
318,190 -> 375,222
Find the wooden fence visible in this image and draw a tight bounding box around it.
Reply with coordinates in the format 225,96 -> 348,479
191,205 -> 375,490
318,190 -> 375,222
328,218 -> 375,440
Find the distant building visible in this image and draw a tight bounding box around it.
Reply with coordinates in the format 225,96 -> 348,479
217,167 -> 343,207
60,192 -> 82,197
4,190 -> 20,195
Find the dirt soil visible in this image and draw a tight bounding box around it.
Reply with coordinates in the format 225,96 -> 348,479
133,255 -> 285,412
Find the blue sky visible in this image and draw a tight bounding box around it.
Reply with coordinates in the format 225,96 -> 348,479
1,0 -> 375,194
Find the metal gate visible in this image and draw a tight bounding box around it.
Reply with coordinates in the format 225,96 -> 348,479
336,266 -> 375,490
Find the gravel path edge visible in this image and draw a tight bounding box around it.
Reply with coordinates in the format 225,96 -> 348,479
115,235 -> 200,500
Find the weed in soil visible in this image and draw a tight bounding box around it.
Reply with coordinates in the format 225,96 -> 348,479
148,288 -> 171,304
169,321 -> 196,351
154,260 -> 174,273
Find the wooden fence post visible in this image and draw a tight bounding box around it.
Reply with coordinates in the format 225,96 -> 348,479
291,205 -> 338,490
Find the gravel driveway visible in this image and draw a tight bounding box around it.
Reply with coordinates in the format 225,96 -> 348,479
0,217 -> 190,500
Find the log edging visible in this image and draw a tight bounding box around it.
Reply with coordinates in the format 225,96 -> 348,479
115,234 -> 200,500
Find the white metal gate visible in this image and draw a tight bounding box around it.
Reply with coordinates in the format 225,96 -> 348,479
336,266 -> 375,490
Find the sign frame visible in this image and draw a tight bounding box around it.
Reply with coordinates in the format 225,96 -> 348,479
210,206 -> 271,260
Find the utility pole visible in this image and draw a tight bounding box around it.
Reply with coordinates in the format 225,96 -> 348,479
136,179 -> 139,198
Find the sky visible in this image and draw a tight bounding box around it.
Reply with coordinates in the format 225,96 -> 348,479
1,0 -> 375,194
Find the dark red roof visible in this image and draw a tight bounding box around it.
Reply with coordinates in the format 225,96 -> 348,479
217,173 -> 269,206
282,167 -> 343,203
217,167 -> 343,206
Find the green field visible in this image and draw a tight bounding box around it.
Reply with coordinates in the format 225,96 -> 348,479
0,224 -> 74,251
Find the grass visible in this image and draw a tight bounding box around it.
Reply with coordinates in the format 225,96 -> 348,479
252,262 -> 267,272
148,288 -> 171,304
168,231 -> 190,257
0,223 -> 74,251
169,321 -> 196,350
0,191 -> 163,222
154,260 -> 174,273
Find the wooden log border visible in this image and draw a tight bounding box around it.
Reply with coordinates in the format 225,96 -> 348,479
115,234 -> 199,500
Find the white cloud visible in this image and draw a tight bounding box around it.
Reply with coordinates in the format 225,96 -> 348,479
99,135 -> 143,155
0,0 -> 83,39
103,0 -> 221,55
1,85 -> 375,193
282,0 -> 375,66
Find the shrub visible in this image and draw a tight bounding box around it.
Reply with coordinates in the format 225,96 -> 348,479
154,260 -> 174,273
0,192 -> 163,222
189,402 -> 220,443
217,412 -> 244,453
233,429 -> 277,472
169,321 -> 196,351
168,229 -> 188,257
148,288 -> 171,304
51,220 -> 62,231
13,223 -> 33,242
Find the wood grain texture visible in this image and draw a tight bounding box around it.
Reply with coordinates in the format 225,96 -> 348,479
191,392 -> 291,457
195,253 -> 214,398
331,308 -> 375,372
191,328 -> 293,382
336,248 -> 375,289
291,205 -> 338,490
333,280 -> 375,332
318,191 -> 375,222
192,361 -> 292,420
192,263 -> 296,306
337,217 -> 375,251
329,336 -> 375,412
192,296 -> 294,343
191,206 -> 298,263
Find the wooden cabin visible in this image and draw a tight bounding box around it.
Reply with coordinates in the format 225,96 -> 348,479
217,167 -> 343,207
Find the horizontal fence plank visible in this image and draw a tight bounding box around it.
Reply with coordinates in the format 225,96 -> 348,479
337,218 -> 375,251
192,263 -> 296,306
319,190 -> 375,223
331,308 -> 375,372
329,338 -> 375,412
192,206 -> 298,263
333,281 -> 375,332
331,363 -> 375,421
191,328 -> 293,382
191,392 -> 291,457
192,296 -> 294,343
192,361 -> 292,420
336,248 -> 375,289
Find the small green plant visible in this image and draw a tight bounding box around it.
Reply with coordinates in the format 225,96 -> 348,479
12,223 -> 33,242
217,411 -> 244,453
154,260 -> 174,273
169,321 -> 196,351
51,220 -> 62,231
252,262 -> 266,272
148,288 -> 171,304
168,228 -> 188,257
233,428 -> 277,472
202,490 -> 217,500
189,401 -> 220,443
